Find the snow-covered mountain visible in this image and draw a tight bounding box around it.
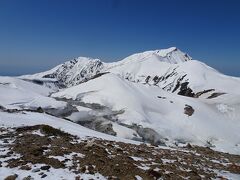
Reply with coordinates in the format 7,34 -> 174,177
1,47 -> 240,178
21,57 -> 105,88
16,47 -> 240,155
51,72 -> 240,154
21,47 -> 192,88
21,47 -> 240,98
0,76 -> 66,109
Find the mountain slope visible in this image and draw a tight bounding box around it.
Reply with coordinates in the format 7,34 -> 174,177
0,76 -> 66,109
1,47 -> 240,179
52,73 -> 240,154
16,47 -> 240,154
108,59 -> 240,96
1,112 -> 239,179
21,57 -> 104,88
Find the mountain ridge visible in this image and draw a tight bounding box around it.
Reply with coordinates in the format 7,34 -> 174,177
20,47 -> 240,98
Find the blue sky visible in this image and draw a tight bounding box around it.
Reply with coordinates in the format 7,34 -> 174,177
0,0 -> 239,76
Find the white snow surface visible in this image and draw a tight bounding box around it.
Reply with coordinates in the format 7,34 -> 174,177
0,165 -> 106,180
107,58 -> 240,96
52,73 -> 240,154
0,76 -> 66,109
0,111 -> 137,144
1,47 -> 240,155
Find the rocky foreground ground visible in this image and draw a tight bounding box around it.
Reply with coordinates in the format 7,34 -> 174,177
0,125 -> 240,180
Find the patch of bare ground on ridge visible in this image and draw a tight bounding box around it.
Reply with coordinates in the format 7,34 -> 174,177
0,125 -> 240,180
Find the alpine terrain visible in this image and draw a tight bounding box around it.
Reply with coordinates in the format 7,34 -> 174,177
1,47 -> 240,179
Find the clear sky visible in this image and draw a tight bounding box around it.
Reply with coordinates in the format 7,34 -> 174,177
0,0 -> 239,76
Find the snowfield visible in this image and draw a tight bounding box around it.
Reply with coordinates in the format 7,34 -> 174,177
1,47 -> 240,155
52,73 -> 240,154
0,111 -> 137,144
0,76 -> 66,109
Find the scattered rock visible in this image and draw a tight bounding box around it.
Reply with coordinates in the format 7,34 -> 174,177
22,176 -> 34,180
177,82 -> 195,97
145,76 -> 151,84
80,166 -> 87,173
40,125 -> 70,137
208,92 -> 226,99
186,143 -> 192,149
188,170 -> 201,179
194,89 -> 215,98
20,165 -> 32,170
40,165 -> 51,170
75,176 -> 81,180
0,105 -> 6,111
157,96 -> 166,99
184,104 -> 194,116
148,169 -> 162,179
2,125 -> 240,179
41,174 -> 47,178
80,119 -> 117,136
4,174 -> 18,180
36,107 -> 44,113
228,163 -> 240,174
133,125 -> 166,146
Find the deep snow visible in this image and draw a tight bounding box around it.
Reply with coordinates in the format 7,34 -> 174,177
52,73 -> 240,154
1,47 -> 240,155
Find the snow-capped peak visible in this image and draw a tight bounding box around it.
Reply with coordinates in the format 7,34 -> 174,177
19,47 -> 194,89
156,46 -> 178,55
110,47 -> 192,66
70,56 -> 102,64
146,46 -> 179,57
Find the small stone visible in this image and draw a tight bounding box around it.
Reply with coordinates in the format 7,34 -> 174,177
23,176 -> 34,180
40,165 -> 51,170
75,176 -> 81,180
186,143 -> 192,148
4,174 -> 18,180
88,165 -> 95,174
80,166 -> 86,173
20,165 -> 31,170
148,169 -> 162,179
184,104 -> 194,116
36,107 -> 44,113
41,174 -> 47,178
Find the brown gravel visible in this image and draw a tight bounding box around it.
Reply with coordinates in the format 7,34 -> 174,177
1,125 -> 240,180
